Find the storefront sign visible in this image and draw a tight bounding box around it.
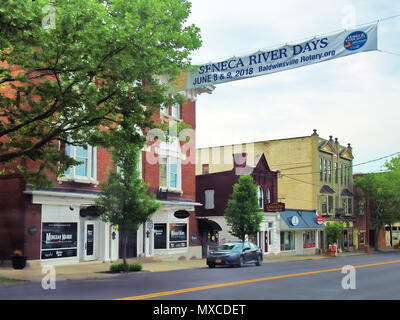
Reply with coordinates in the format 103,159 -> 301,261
174,210 -> 190,219
291,216 -> 299,226
41,223 -> 78,259
265,202 -> 285,212
317,216 -> 324,225
171,24 -> 377,91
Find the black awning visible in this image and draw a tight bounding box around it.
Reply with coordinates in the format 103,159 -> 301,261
80,206 -> 100,217
197,218 -> 222,231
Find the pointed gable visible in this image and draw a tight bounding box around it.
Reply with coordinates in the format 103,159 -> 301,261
318,137 -> 337,155
340,144 -> 354,160
254,153 -> 272,172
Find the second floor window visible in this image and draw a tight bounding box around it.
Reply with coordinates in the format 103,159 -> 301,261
171,104 -> 180,119
159,140 -> 182,190
205,189 -> 215,209
257,186 -> 264,209
64,142 -> 97,180
266,188 -> 271,204
159,156 -> 180,189
321,195 -> 327,214
328,195 -> 334,214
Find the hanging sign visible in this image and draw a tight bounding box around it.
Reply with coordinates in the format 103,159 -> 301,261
171,23 -> 377,91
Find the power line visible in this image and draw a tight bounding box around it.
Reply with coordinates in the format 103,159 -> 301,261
282,152 -> 400,176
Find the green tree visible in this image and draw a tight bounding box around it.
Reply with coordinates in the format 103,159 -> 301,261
0,0 -> 201,187
95,137 -> 160,270
355,155 -> 400,250
224,175 -> 263,242
323,221 -> 344,246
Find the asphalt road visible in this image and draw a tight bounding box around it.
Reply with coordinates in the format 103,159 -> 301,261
1,251 -> 400,300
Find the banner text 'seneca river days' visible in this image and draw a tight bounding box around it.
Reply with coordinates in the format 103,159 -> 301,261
183,23 -> 377,90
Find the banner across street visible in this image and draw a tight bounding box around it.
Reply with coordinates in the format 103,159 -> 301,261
170,23 -> 378,91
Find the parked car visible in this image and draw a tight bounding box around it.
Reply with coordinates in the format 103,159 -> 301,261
206,241 -> 263,268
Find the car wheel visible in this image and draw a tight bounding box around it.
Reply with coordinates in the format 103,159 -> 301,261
256,255 -> 262,266
239,256 -> 245,268
208,263 -> 215,268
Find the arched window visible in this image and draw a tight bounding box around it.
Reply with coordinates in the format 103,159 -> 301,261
266,188 -> 271,204
257,186 -> 264,209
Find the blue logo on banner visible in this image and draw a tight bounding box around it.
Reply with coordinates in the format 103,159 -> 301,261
344,31 -> 368,51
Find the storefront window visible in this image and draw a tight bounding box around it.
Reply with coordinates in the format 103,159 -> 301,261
169,223 -> 187,248
280,231 -> 295,251
359,232 -> 365,244
154,224 -> 167,249
303,231 -> 316,248
41,222 -> 78,259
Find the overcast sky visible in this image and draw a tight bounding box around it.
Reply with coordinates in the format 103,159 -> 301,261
187,0 -> 400,173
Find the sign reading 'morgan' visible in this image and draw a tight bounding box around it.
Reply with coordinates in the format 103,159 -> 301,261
41,223 -> 78,259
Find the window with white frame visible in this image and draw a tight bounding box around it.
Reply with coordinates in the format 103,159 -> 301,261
159,139 -> 182,190
204,189 -> 214,209
64,141 -> 96,180
171,103 -> 180,119
257,186 -> 264,209
266,188 -> 271,204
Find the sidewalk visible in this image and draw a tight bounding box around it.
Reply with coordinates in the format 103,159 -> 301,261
0,249 -> 372,283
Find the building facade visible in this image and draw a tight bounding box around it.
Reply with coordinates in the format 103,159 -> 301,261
195,153 -> 279,256
0,86 -> 213,266
196,129 -> 354,251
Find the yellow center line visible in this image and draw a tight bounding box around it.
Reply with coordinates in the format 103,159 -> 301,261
115,259 -> 400,300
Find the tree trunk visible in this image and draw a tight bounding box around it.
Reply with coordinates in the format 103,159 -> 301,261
375,227 -> 380,251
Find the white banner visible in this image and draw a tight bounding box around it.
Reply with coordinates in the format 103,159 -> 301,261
170,23 -> 377,90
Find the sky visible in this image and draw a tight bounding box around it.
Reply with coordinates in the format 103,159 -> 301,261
186,0 -> 400,173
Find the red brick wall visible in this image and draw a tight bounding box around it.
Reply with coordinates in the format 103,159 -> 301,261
0,176 -> 26,257
23,196 -> 41,259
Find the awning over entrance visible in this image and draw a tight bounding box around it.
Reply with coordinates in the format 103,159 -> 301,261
197,218 -> 222,232
279,210 -> 324,230
80,206 -> 100,217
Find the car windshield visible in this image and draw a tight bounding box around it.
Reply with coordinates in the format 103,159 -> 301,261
216,243 -> 243,251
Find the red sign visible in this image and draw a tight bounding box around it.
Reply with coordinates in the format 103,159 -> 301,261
317,215 -> 324,224
265,202 -> 285,212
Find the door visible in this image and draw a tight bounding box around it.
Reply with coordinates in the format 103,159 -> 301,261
264,231 -> 269,253
84,222 -> 95,261
369,230 -> 375,248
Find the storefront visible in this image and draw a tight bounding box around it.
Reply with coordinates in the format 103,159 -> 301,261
25,188 -> 119,266
279,209 -> 324,256
197,217 -> 222,257
138,199 -> 202,260
257,213 -> 280,255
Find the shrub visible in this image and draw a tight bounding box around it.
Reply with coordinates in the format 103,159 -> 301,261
109,263 -> 142,273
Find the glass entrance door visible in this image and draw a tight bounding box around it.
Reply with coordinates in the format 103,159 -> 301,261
84,222 -> 95,261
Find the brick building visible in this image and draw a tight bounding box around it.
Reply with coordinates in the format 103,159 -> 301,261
0,85 -> 214,266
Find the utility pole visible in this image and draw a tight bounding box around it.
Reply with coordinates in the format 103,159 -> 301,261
365,197 -> 370,253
